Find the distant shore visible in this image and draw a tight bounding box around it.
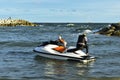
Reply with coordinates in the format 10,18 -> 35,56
0,18 -> 38,27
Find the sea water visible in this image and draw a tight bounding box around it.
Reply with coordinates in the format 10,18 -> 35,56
0,23 -> 120,80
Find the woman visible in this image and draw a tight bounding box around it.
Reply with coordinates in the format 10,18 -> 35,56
53,35 -> 67,53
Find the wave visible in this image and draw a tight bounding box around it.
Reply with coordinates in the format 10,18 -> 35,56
83,29 -> 92,33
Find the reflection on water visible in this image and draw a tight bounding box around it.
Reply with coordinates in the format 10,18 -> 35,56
35,55 -> 120,80
34,55 -> 97,79
44,60 -> 66,76
75,62 -> 95,76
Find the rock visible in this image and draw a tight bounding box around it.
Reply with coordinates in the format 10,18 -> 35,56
96,23 -> 120,36
111,23 -> 120,30
0,18 -> 38,27
112,30 -> 120,36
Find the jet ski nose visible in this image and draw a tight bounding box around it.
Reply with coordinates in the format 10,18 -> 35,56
33,49 -> 36,52
33,49 -> 37,52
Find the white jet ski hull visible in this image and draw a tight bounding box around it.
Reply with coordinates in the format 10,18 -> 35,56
33,44 -> 95,63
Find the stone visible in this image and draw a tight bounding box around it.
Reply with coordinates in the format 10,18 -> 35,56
96,23 -> 120,36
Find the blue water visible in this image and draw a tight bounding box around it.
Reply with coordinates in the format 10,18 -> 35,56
0,23 -> 120,80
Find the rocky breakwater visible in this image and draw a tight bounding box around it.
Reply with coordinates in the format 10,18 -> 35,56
96,23 -> 120,36
0,18 -> 38,27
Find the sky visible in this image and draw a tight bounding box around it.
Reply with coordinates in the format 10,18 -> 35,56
0,0 -> 120,23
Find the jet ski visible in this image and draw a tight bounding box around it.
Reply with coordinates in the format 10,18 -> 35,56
33,40 -> 95,63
